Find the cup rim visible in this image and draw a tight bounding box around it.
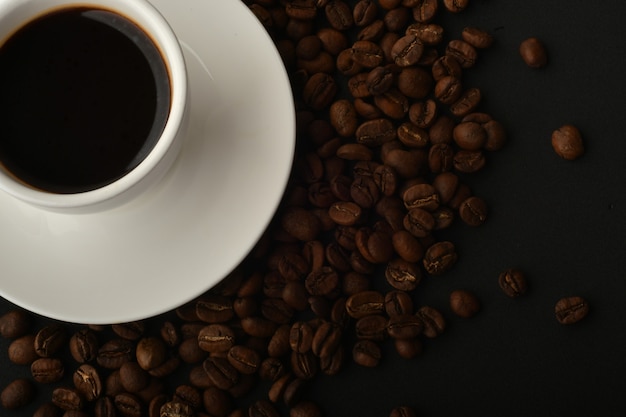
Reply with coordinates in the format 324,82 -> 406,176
0,0 -> 188,210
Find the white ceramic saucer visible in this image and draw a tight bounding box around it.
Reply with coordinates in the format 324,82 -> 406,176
0,0 -> 295,324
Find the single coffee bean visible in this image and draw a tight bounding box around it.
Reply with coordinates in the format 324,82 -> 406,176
397,66 -> 433,99
0,309 -> 31,339
519,37 -> 548,68
119,361 -> 150,393
555,296 -> 589,325
394,337 -> 423,359
346,290 -> 385,318
97,338 -> 133,369
461,27 -> 494,49
241,317 -> 278,339
325,0 -> 354,30
197,324 -> 235,354
31,357 -> 65,384
423,241 -> 457,275
1,378 -> 35,409
355,227 -> 394,264
226,345 -> 260,375
352,340 -> 381,367
203,357 -> 240,390
453,150 -> 486,173
453,121 -> 486,151
416,306 -> 446,338
285,0 -> 317,20
173,385 -> 202,411
52,387 -> 83,411
374,89 -> 409,120
428,143 -> 454,173
351,40 -> 384,68
328,201 -> 363,226
383,148 -> 427,179
289,322 -> 314,353
305,266 -> 339,296
33,402 -> 63,417
458,196 -> 488,226
111,321 -> 145,341
431,55 -> 462,81
353,0 -> 378,27
412,0 -> 438,23
434,75 -> 462,105
402,183 -> 439,211
317,27 -> 349,56
34,324 -> 66,358
196,295 -> 234,324
450,289 -> 481,318
69,329 -> 99,363
356,118 -> 396,146
450,88 -> 482,118
443,0 -> 469,13
201,386 -> 233,417
498,268 -> 528,297
303,72 -> 337,111
551,124 -> 584,160
160,401 -> 194,417
337,49 -> 363,76
261,297 -> 295,324
384,290 -> 414,317
311,321 -> 342,358
259,357 -> 287,383
136,337 -> 167,371
406,22 -> 444,46
296,35 -> 322,61
366,65 -> 394,95
290,401 -> 323,417
291,350 -> 319,380
329,99 -> 358,137
391,35 -> 424,67
403,208 -> 435,238
373,164 -> 399,196
281,207 -> 322,241
387,314 -> 423,339
446,39 -> 477,68
385,258 -> 422,291
355,315 -> 388,341
7,334 -> 38,365
319,344 -> 344,376
73,364 -> 102,402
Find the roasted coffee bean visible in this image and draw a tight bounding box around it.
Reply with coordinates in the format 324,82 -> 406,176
462,27 -> 494,49
317,27 -> 349,56
203,357 -> 239,390
305,267 -> 339,296
31,357 -> 64,384
406,22 -> 443,46
291,351 -> 319,380
389,405 -> 418,417
346,290 -> 385,318
385,258 -> 422,291
416,306 -> 446,338
353,0 -> 378,27
408,99 -> 437,128
432,207 -> 455,229
173,385 -> 202,410
241,317 -> 278,339
450,289 -> 481,318
412,0 -> 438,23
450,88 -> 481,117
259,357 -> 287,382
289,322 -> 314,353
328,201 -> 362,226
551,124 -> 584,160
1,378 -> 34,409
443,0 -> 469,13
434,75 -> 462,105
350,175 -> 380,208
355,118 -> 396,146
202,386 -> 233,417
111,322 -> 144,341
33,402 -> 63,417
325,0 -> 354,30
311,321 -> 342,358
227,345 -> 260,375
347,72 -> 371,98
281,207 -> 322,241
52,387 -> 83,411
278,253 -> 310,282
285,0 -> 317,20
196,296 -> 234,324
249,399 -> 280,417
197,324 -> 235,354
34,324 -> 66,358
73,364 -> 101,402
431,55 -> 462,81
519,37 -> 548,68
329,99 -> 358,137
337,49 -> 363,76
0,309 -> 31,339
352,340 -> 381,367
446,39 -> 477,68
263,271 -> 288,299
351,40 -> 383,68
336,142 -> 375,161
97,339 -> 133,369
498,268 -> 528,297
423,241 -> 457,275
453,121 -> 486,151
373,164 -> 399,196
391,230 -> 424,263
387,314 -> 423,340
296,35 -> 322,61
262,297 -> 295,324
303,72 -> 337,111
374,89 -> 409,119
402,183 -> 439,211
290,401 -> 323,417
453,150 -> 486,173
366,65 -> 394,95
394,337 -> 423,359
69,329 -> 98,363
7,334 -> 37,365
119,361 -> 150,393
355,227 -> 394,264
384,290 -> 414,317
555,296 -> 589,325
160,401 -> 194,417
136,337 -> 167,371
403,208 -> 435,238
283,281 -> 310,312
391,35 -> 424,67
428,143 -> 454,173
397,67 -> 433,100
458,196 -> 488,226
355,315 -> 388,341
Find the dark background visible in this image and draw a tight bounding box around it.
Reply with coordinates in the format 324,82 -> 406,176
2,0 -> 626,416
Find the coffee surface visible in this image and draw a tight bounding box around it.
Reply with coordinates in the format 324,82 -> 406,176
0,8 -> 171,193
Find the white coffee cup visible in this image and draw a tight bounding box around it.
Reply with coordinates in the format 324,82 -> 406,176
0,0 -> 188,212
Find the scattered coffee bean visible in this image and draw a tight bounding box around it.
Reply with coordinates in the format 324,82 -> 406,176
551,124 -> 584,160
498,268 -> 528,297
555,296 -> 589,324
1,378 -> 34,409
519,37 -> 548,68
450,289 -> 481,318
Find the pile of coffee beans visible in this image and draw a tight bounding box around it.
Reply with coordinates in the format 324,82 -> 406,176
0,1 -> 590,416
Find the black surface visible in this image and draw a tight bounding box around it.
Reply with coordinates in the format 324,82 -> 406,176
2,0 -> 626,416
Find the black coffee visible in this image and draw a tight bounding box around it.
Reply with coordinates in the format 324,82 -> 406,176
0,7 -> 171,193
